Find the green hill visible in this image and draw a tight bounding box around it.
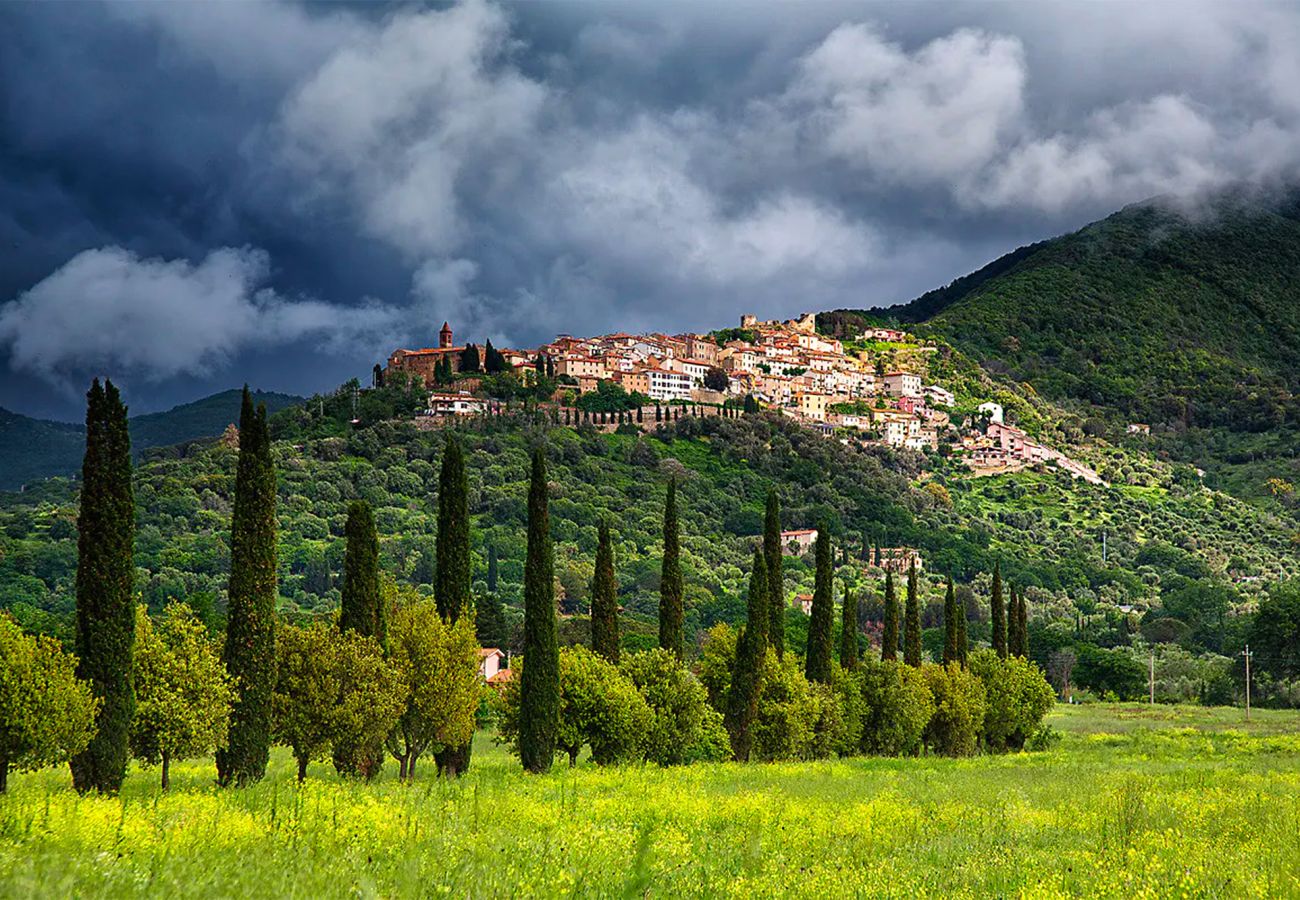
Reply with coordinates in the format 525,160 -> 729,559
0,389 -> 303,491
828,187 -> 1300,514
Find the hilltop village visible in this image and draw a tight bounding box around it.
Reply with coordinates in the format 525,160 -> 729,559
385,315 -> 1102,484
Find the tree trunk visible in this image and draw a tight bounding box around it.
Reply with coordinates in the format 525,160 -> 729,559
408,754 -> 417,780
161,751 -> 170,791
568,748 -> 578,768
0,755 -> 8,794
296,754 -> 308,783
397,754 -> 409,782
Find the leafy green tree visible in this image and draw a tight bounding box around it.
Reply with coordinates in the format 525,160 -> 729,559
805,527 -> 834,683
474,592 -> 510,650
881,571 -> 899,662
859,658 -> 934,756
131,604 -> 235,789
70,378 -> 136,794
840,588 -> 859,669
435,435 -> 472,622
385,590 -> 481,781
968,650 -> 1055,751
591,522 -> 620,663
619,648 -> 710,766
697,623 -> 737,712
1250,581 -> 1300,679
763,488 -> 785,657
486,545 -> 499,595
753,651 -> 820,761
434,434 -> 474,776
520,443 -> 559,774
272,623 -> 338,781
724,549 -> 768,761
903,561 -> 922,667
942,576 -> 960,665
921,663 -> 987,757
217,388 -> 278,787
991,561 -> 1007,659
339,501 -> 385,644
659,480 -> 684,659
559,647 -> 652,766
0,617 -> 97,793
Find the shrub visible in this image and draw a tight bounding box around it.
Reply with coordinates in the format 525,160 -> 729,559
860,658 -> 933,756
968,649 -> 1055,752
685,705 -> 732,763
696,623 -> 737,712
752,651 -> 819,761
921,663 -> 987,757
556,647 -> 652,766
620,648 -> 712,766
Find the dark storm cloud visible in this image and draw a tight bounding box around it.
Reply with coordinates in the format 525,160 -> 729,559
2,0 -> 1299,418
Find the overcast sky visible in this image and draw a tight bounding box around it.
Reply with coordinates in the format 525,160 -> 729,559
3,1 -> 1299,419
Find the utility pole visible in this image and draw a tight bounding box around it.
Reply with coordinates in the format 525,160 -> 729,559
1243,645 -> 1252,722
1102,530 -> 1108,564
1149,649 -> 1155,705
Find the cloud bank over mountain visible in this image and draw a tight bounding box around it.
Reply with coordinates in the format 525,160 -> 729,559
2,0 -> 1298,415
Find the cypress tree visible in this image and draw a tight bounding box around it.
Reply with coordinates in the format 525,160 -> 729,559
591,522 -> 620,663
991,561 -> 1007,658
880,571 -> 899,662
435,434 -> 473,775
435,434 -> 471,622
520,443 -> 559,773
658,479 -> 684,659
70,379 -> 135,794
839,587 -> 859,669
942,575 -> 959,665
336,499 -> 385,778
957,589 -> 969,667
486,545 -> 498,595
475,592 -> 509,648
903,560 -> 922,667
339,500 -> 383,643
1010,586 -> 1029,658
762,488 -> 785,657
805,527 -> 834,684
217,388 -> 278,787
724,549 -> 768,761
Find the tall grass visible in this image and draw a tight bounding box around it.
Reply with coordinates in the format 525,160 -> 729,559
2,705 -> 1298,897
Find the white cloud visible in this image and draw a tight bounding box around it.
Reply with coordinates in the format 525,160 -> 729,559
785,24 -> 1027,185
277,0 -> 549,258
0,246 -> 401,385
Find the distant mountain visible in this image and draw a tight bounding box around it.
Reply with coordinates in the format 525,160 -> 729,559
827,187 -> 1300,508
0,389 -> 303,491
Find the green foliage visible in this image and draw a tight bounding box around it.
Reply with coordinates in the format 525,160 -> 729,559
880,571 -> 899,662
968,650 -> 1055,752
839,588 -> 859,669
1250,581 -> 1300,680
696,623 -> 736,712
0,616 -> 97,792
575,380 -> 649,413
921,663 -> 987,757
506,646 -> 652,767
71,378 -> 136,794
590,522 -> 619,663
218,388 -> 278,788
724,549 -> 768,761
903,561 -> 922,667
763,488 -> 785,657
990,562 -> 1007,659
752,650 -> 820,761
859,658 -> 933,756
1075,644 -> 1147,700
658,480 -> 684,659
805,527 -> 834,683
619,648 -> 711,766
435,435 -> 472,622
339,501 -> 384,644
520,444 -> 559,774
385,589 -> 481,780
131,604 -> 234,788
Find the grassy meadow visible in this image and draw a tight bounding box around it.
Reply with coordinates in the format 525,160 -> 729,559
2,704 -> 1298,898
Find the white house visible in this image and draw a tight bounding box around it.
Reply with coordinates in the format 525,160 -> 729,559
478,648 -> 505,681
426,391 -> 487,417
924,385 -> 955,407
780,528 -> 818,555
882,371 -> 922,398
645,368 -> 693,402
978,401 -> 1005,425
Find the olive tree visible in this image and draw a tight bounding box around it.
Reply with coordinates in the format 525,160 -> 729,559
0,617 -> 98,793
131,603 -> 236,789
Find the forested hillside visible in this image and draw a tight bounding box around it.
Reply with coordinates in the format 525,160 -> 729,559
829,187 -> 1300,516
0,389 -> 303,490
2,387 -> 1293,701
